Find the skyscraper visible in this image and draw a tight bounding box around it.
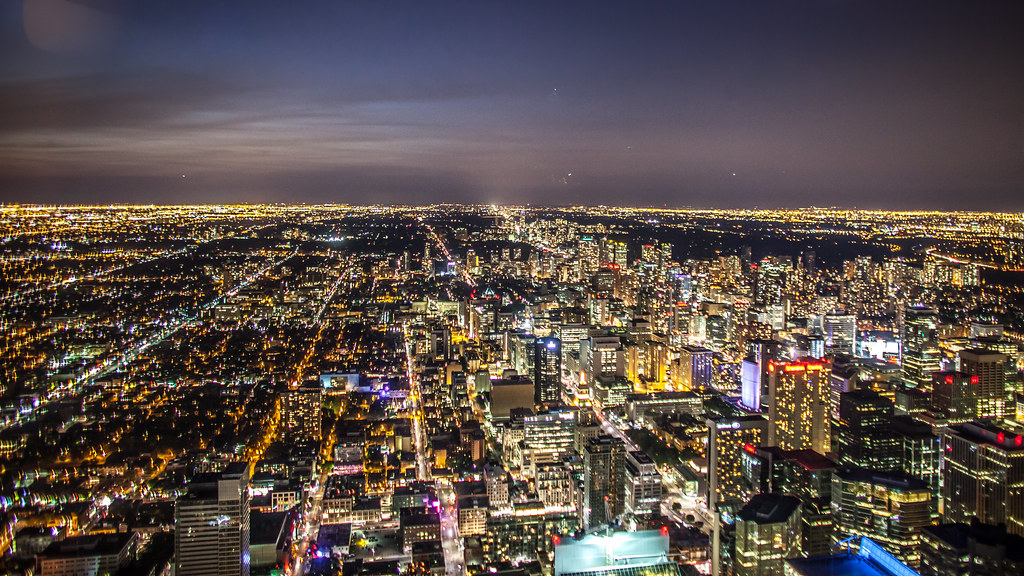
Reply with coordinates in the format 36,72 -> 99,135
678,344 -> 713,391
941,420 -> 1024,536
582,435 -> 624,530
957,348 -> 1009,419
708,415 -> 768,576
282,382 -> 323,443
175,462 -> 251,576
535,336 -> 563,406
768,359 -> 831,454
734,494 -> 803,576
623,450 -> 662,517
836,389 -> 900,471
901,307 -> 941,387
931,371 -> 977,423
823,312 -> 856,356
832,468 -> 932,567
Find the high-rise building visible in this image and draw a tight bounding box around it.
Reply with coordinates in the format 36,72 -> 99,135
535,337 -> 563,406
708,416 -> 769,510
282,382 -> 323,443
931,371 -> 977,423
708,416 -> 768,576
941,420 -> 1024,536
175,462 -> 251,576
920,520 -> 1024,576
957,348 -> 1010,419
623,450 -> 662,517
678,345 -> 713,391
582,435 -> 624,530
734,494 -> 803,576
768,359 -> 831,454
823,312 -> 856,356
522,409 -> 576,474
584,335 -> 625,385
836,389 -> 900,471
832,468 -> 932,567
901,307 -> 941,387
891,415 -> 941,519
740,447 -> 837,558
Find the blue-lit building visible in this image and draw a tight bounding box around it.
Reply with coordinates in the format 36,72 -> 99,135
786,537 -> 919,576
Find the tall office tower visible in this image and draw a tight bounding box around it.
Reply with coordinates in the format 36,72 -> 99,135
829,364 -> 857,424
832,468 -> 932,567
891,415 -> 941,519
734,494 -> 803,576
836,390 -> 900,471
607,240 -> 628,267
522,410 -> 576,474
535,337 -> 563,406
281,382 -> 323,443
823,312 -> 856,356
175,462 -> 251,576
768,360 -> 831,454
678,344 -> 713,391
755,257 -> 789,307
740,358 -> 761,411
931,371 -> 976,423
578,236 -> 600,278
920,521 -> 1024,576
430,326 -> 453,361
584,335 -> 625,385
622,450 -> 662,517
708,416 -> 769,509
594,265 -> 621,298
957,348 -> 1010,418
582,435 -> 624,530
706,314 -> 731,351
746,339 -> 779,412
902,307 -> 942,387
511,331 -> 538,381
941,421 -> 1024,536
739,447 -> 837,557
708,416 -> 768,576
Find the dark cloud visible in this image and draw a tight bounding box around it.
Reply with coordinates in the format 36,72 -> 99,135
1,0 -> 1023,208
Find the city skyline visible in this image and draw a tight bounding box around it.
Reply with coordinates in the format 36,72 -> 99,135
2,1 -> 1024,209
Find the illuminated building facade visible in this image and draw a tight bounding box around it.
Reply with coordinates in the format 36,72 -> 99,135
734,494 -> 803,576
535,336 -> 563,405
832,468 -> 932,567
522,410 -> 576,473
768,360 -> 831,454
174,462 -> 251,576
957,349 -> 1009,419
282,382 -> 323,443
836,389 -> 900,471
583,435 -> 625,530
623,450 -> 662,517
901,307 -> 941,387
941,421 -> 1024,536
931,371 -> 977,423
740,446 -> 837,557
708,416 -> 768,576
678,345 -> 713,391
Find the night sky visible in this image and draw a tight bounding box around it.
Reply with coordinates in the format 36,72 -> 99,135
2,1 -> 1023,209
